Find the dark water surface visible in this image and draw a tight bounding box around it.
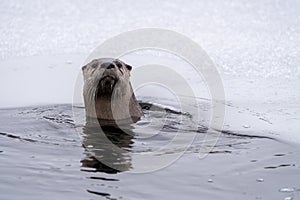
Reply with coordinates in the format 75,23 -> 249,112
0,104 -> 300,200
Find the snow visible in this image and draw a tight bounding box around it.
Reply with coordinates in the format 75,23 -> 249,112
0,0 -> 299,143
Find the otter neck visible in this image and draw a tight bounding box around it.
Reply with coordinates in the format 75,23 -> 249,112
89,85 -> 143,125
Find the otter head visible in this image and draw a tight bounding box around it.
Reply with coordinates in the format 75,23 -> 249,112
82,58 -> 143,126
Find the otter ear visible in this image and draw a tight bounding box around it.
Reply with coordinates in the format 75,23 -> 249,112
125,64 -> 132,71
82,65 -> 87,71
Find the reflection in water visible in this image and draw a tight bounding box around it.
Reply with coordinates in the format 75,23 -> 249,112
81,125 -> 134,174
77,101 -> 209,198
79,101 -> 195,175
79,101 -> 204,175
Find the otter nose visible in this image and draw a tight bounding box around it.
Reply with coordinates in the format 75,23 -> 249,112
101,62 -> 115,69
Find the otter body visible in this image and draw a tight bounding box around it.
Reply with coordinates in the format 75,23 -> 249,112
82,58 -> 143,126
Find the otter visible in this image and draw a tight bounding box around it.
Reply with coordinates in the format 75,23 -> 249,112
82,58 -> 143,126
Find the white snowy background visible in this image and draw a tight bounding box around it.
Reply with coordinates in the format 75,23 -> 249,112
0,0 -> 299,142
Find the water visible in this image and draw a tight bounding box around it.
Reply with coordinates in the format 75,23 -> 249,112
1,0 -> 300,199
1,104 -> 300,199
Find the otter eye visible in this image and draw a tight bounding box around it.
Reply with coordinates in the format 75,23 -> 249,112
91,63 -> 98,68
115,60 -> 123,68
125,64 -> 132,71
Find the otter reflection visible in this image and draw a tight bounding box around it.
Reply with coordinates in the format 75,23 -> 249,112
81,124 -> 134,174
